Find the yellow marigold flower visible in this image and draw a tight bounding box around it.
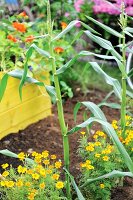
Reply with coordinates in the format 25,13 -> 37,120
39,182 -> 45,189
95,141 -> 101,146
80,163 -> 86,168
86,145 -> 94,152
52,174 -> 60,180
2,171 -> 9,177
18,152 -> 25,161
1,181 -> 6,187
1,163 -> 9,169
6,181 -> 15,188
46,169 -> 52,174
100,183 -> 105,189
28,192 -> 35,200
61,21 -> 67,30
112,120 -> 118,130
125,115 -> 131,120
17,165 -> 27,174
93,134 -> 98,139
51,155 -> 57,160
55,161 -> 62,169
39,169 -> 46,177
102,156 -> 109,161
27,169 -> 33,175
56,181 -> 64,189
25,182 -> 31,187
80,131 -> 86,135
32,151 -> 38,157
43,159 -> 50,165
95,153 -> 101,158
85,160 -> 91,164
96,131 -> 106,137
34,157 -> 41,164
49,165 -> 54,169
42,151 -> 49,158
86,164 -> 94,170
32,173 -> 40,180
16,180 -> 23,187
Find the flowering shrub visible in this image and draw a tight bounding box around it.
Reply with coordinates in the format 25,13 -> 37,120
0,151 -> 65,200
78,116 -> 133,199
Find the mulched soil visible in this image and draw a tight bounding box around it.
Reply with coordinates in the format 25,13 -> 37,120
0,88 -> 133,200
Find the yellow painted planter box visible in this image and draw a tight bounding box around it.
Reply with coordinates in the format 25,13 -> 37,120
0,71 -> 51,140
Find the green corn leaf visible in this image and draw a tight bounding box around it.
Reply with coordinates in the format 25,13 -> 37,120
52,20 -> 99,41
124,30 -> 133,38
64,168 -> 85,200
8,69 -> 56,99
31,43 -> 50,58
86,16 -> 123,38
68,101 -> 133,173
74,102 -> 81,122
81,170 -> 133,187
124,27 -> 133,33
127,68 -> 133,78
57,51 -> 122,75
71,30 -> 84,45
0,149 -> 34,165
98,102 -> 121,109
126,90 -> 133,98
89,62 -> 122,100
84,30 -> 122,60
0,73 -> 8,101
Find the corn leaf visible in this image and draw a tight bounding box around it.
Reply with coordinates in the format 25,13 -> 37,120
0,73 -> 8,101
64,168 -> 85,200
0,149 -> 34,165
81,170 -> 133,187
86,16 -> 123,38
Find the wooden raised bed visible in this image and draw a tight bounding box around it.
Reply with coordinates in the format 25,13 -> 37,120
0,71 -> 51,140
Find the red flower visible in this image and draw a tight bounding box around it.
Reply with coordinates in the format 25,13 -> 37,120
19,11 -> 28,18
54,47 -> 64,54
7,34 -> 17,42
61,22 -> 67,30
12,22 -> 26,33
25,35 -> 34,42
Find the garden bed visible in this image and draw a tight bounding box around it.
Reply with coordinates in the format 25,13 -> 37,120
0,88 -> 132,199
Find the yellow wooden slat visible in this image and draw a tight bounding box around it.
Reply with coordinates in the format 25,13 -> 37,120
0,95 -> 51,133
0,108 -> 51,140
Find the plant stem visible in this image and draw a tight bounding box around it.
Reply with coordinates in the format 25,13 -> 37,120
47,1 -> 71,199
120,5 -> 127,131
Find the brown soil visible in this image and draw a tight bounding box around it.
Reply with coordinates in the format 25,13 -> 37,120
0,89 -> 133,200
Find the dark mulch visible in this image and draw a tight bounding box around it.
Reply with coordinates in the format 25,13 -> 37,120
0,88 -> 133,200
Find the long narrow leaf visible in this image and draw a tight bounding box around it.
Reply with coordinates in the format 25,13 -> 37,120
0,149 -> 34,165
81,170 -> 133,187
0,73 -> 8,101
64,168 -> 85,200
86,16 -> 123,38
89,62 -> 122,100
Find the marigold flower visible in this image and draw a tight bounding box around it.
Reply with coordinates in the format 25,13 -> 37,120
5,181 -> 14,188
17,165 -> 27,174
55,161 -> 62,169
28,192 -> 36,200
61,22 -> 67,29
42,151 -> 49,158
19,11 -> 28,18
39,169 -> 46,177
86,164 -> 94,170
16,180 -> 23,187
43,159 -> 50,165
25,182 -> 31,187
80,131 -> 86,135
1,163 -> 9,169
56,181 -> 64,189
112,120 -> 118,130
2,171 -> 9,177
18,152 -> 25,161
51,154 -> 57,160
25,35 -> 34,43
95,141 -> 101,146
52,174 -> 60,180
102,156 -> 109,161
95,153 -> 101,158
86,145 -> 94,152
54,47 -> 64,54
12,22 -> 26,33
100,183 -> 105,189
32,173 -> 40,180
39,182 -> 45,189
7,34 -> 17,42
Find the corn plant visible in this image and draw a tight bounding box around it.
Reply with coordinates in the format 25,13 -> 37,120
0,1 -> 133,200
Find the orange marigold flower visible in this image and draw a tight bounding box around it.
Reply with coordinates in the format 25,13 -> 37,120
7,34 -> 17,42
54,47 -> 64,54
19,11 -> 28,18
12,22 -> 26,33
25,35 -> 34,42
61,22 -> 67,30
